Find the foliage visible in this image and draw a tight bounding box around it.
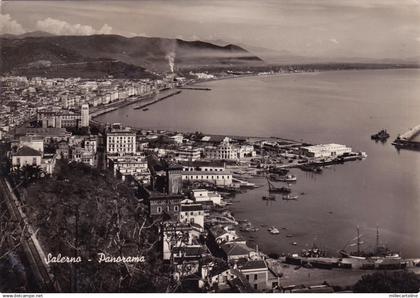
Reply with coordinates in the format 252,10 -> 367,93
24,160 -> 171,292
353,271 -> 420,293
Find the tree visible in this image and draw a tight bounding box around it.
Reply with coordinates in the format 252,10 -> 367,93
353,271 -> 420,293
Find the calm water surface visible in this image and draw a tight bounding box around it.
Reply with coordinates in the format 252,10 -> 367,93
98,69 -> 420,257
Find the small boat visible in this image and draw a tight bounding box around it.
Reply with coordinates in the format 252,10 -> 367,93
142,108 -> 149,111
262,195 -> 276,201
286,234 -> 294,238
268,226 -> 280,234
282,194 -> 298,201
278,174 -> 297,182
291,242 -> 298,246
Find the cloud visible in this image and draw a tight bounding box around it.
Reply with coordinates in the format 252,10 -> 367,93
0,13 -> 25,34
329,38 -> 339,44
35,17 -> 112,35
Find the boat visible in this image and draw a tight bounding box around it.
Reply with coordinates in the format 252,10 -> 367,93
267,178 -> 291,194
371,129 -> 390,142
142,108 -> 149,111
278,174 -> 297,182
286,234 -> 294,238
269,227 -> 280,234
282,194 -> 298,201
291,242 -> 298,246
262,195 -> 276,201
299,164 -> 323,173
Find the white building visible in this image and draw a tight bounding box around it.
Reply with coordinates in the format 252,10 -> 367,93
106,124 -> 136,154
191,189 -> 224,206
169,170 -> 233,186
81,104 -> 90,127
176,146 -> 201,162
84,136 -> 97,153
12,146 -> 42,169
107,153 -> 149,183
179,203 -> 205,231
300,143 -> 352,158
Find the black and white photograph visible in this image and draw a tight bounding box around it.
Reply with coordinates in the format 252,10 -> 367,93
0,0 -> 420,295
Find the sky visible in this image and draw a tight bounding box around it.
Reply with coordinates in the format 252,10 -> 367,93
1,0 -> 420,61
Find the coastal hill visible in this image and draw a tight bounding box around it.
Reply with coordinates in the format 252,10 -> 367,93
0,33 -> 263,78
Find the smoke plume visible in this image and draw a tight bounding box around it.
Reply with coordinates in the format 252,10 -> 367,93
165,52 -> 175,73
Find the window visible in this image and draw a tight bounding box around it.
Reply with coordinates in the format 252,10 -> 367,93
156,207 -> 162,214
254,274 -> 258,281
32,157 -> 37,165
245,275 -> 249,281
254,284 -> 258,290
16,157 -> 20,164
174,206 -> 179,212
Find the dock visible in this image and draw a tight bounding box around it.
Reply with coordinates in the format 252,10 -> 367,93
133,90 -> 182,110
178,87 -> 211,91
393,124 -> 420,150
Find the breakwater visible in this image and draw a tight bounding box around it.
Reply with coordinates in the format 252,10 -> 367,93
133,90 -> 182,110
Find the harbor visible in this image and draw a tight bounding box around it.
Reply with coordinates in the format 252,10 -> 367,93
97,69 -> 420,259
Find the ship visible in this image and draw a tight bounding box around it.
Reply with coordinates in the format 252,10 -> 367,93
338,226 -> 405,268
371,129 -> 390,142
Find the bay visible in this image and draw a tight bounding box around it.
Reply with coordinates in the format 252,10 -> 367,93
97,69 -> 420,257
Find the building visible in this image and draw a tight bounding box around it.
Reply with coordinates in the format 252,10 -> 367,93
12,146 -> 42,169
181,160 -> 225,172
107,153 -> 149,183
206,139 -> 238,160
81,104 -> 90,127
238,260 -> 279,292
300,143 -> 352,158
179,203 -> 205,231
221,242 -> 257,262
162,221 -> 202,260
106,124 -> 136,154
71,147 -> 96,167
176,146 -> 201,162
147,194 -> 184,217
168,170 -> 233,187
191,189 -> 224,206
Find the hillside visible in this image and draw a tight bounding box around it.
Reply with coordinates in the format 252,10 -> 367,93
0,34 -> 263,78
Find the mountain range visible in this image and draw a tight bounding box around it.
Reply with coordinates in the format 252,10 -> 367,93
0,33 -> 263,78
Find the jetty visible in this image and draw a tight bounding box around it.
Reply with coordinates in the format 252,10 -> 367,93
178,87 -> 211,91
393,124 -> 420,150
133,90 -> 182,110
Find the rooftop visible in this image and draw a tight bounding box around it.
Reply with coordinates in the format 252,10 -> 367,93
239,260 -> 267,271
14,146 -> 42,157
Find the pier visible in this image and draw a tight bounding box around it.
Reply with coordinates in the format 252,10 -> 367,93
178,87 -> 212,91
133,90 -> 182,110
393,124 -> 420,150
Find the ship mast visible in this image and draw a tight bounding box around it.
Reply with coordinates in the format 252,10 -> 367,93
376,225 -> 380,253
357,226 -> 361,256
